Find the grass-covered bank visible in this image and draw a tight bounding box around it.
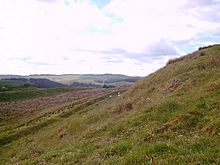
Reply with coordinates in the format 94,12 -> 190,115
0,45 -> 220,164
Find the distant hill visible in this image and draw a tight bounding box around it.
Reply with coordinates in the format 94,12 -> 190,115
2,78 -> 65,88
0,79 -> 76,102
0,74 -> 143,87
29,74 -> 143,86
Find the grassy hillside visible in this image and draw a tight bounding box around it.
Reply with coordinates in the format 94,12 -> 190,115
1,45 -> 220,164
0,79 -> 26,92
0,80 -> 79,102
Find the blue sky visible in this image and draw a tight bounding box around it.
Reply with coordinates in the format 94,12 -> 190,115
91,0 -> 111,8
0,0 -> 220,76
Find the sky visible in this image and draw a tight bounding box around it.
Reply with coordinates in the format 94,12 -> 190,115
0,0 -> 220,76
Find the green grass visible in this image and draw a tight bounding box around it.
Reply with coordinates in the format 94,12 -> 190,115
0,80 -> 80,102
1,45 -> 220,164
0,80 -> 26,92
0,87 -> 78,102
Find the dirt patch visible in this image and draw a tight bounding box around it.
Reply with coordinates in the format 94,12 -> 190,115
166,78 -> 181,93
114,99 -> 133,113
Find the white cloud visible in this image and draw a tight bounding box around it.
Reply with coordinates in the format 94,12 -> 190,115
0,0 -> 220,76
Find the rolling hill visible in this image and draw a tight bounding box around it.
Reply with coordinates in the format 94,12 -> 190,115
29,74 -> 142,86
0,74 -> 143,87
0,79 -> 79,102
0,44 -> 220,164
1,78 -> 65,88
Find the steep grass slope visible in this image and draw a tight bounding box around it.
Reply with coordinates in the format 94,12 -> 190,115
1,45 -> 220,164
